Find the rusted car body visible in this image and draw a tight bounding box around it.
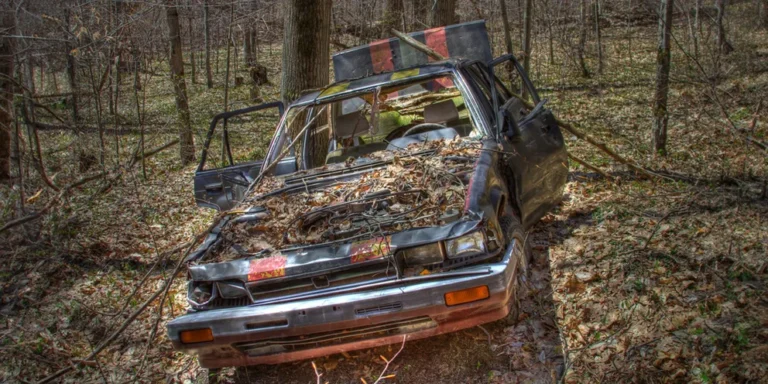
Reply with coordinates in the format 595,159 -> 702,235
167,22 -> 567,369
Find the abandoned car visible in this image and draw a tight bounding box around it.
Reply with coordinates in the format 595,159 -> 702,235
167,21 -> 568,368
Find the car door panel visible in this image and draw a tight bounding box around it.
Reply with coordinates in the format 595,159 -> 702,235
486,55 -> 568,228
194,102 -> 286,211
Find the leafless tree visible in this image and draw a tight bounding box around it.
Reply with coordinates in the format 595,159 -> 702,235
428,0 -> 456,27
167,4 -> 196,165
281,0 -> 332,105
0,3 -> 13,182
652,0 -> 674,155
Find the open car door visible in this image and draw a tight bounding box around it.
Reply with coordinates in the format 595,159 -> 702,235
487,54 -> 568,228
195,102 -> 295,211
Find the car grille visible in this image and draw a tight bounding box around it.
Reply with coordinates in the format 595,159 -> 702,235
233,316 -> 436,357
355,302 -> 403,316
203,262 -> 395,310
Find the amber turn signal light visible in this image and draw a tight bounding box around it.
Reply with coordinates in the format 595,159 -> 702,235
180,328 -> 214,344
444,285 -> 490,306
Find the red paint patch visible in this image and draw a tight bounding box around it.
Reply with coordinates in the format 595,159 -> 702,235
369,39 -> 394,73
424,27 -> 449,60
350,236 -> 392,263
248,255 -> 287,281
424,27 -> 453,89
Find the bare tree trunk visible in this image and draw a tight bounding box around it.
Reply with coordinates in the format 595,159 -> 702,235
522,0 -> 533,99
413,0 -> 427,30
232,30 -> 239,71
499,0 -> 516,80
0,5 -> 14,182
167,6 -> 196,165
188,16 -> 197,84
695,0 -> 702,34
716,0 -> 733,54
762,0 -> 768,27
594,0 -> 603,74
546,4 -> 555,65
204,0 -> 213,88
383,0 -> 405,37
652,0 -> 674,156
245,0 -> 258,67
578,0 -> 590,77
133,53 -> 146,179
216,23 -> 220,75
86,56 -> 106,167
281,0 -> 332,105
65,9 -> 79,122
52,69 -> 59,92
39,62 -> 44,94
500,0 -> 514,55
114,52 -> 121,158
428,0 -> 456,27
688,0 -> 699,57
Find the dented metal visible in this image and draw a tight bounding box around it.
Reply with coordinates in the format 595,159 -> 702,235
168,25 -> 567,368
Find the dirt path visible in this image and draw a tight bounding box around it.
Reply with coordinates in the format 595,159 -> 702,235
218,229 -> 565,384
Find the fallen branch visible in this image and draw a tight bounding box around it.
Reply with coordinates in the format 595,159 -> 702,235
372,335 -> 407,384
568,153 -> 614,181
35,219 -> 219,384
0,172 -> 103,234
129,138 -> 179,168
391,29 -> 446,60
0,139 -> 180,235
712,93 -> 767,153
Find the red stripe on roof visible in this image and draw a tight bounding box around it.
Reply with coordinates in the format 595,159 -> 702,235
369,39 -> 394,73
424,27 -> 453,89
424,27 -> 449,61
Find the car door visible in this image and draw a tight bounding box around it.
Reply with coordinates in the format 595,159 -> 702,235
487,55 -> 568,228
194,102 -> 295,211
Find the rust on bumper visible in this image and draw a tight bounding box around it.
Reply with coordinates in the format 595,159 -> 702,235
167,237 -> 523,369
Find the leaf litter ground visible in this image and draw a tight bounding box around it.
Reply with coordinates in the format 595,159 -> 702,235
1,21 -> 768,384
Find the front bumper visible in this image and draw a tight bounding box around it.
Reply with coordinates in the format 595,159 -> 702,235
167,239 -> 523,368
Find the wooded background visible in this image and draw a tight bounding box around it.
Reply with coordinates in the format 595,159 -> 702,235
0,0 -> 766,383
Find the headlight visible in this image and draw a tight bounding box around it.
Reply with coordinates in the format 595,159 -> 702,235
445,231 -> 486,259
400,242 -> 444,266
188,281 -> 216,306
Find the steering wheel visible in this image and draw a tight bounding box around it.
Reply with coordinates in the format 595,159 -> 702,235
401,123 -> 446,137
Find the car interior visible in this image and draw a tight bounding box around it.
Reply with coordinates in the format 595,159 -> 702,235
292,75 -> 480,167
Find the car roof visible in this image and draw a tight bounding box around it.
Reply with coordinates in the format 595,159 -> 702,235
289,59 -> 466,108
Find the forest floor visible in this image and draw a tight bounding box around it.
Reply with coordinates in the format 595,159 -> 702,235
1,12 -> 767,384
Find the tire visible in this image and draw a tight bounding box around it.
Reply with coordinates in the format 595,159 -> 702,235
499,211 -> 531,326
499,212 -> 532,277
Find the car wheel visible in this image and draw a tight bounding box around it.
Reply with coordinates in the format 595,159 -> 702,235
499,213 -> 532,277
499,213 -> 531,326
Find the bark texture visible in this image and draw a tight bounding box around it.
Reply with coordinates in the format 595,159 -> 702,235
244,0 -> 258,67
763,0 -> 768,28
716,0 -> 733,54
204,0 -> 213,88
166,6 -> 196,165
413,0 -> 427,30
383,0 -> 404,36
280,0 -> 332,105
594,0 -> 604,74
652,0 -> 674,155
65,9 -> 79,121
428,0 -> 456,28
522,0 -> 533,98
578,0 -> 590,77
0,5 -> 14,181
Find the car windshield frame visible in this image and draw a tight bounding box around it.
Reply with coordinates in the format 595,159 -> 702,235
261,66 -> 492,172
